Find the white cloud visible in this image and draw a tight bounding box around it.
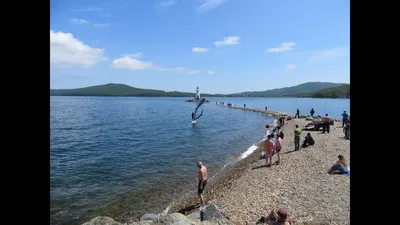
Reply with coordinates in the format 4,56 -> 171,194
71,18 -> 88,24
268,42 -> 296,53
50,30 -> 106,68
188,70 -> 200,74
198,0 -> 227,13
214,36 -> 240,46
111,56 -> 153,70
208,71 -> 215,74
111,56 -> 186,72
122,53 -> 143,58
192,47 -> 209,53
94,23 -> 110,28
308,48 -> 349,61
284,64 -> 296,71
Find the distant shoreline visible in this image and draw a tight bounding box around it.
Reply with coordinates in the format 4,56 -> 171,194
50,82 -> 350,99
50,95 -> 350,99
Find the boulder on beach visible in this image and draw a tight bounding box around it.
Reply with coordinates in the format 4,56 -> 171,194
140,214 -> 159,221
82,203 -> 235,225
82,216 -> 122,225
200,203 -> 229,221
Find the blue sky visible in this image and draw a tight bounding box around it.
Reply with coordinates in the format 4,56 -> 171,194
50,0 -> 349,94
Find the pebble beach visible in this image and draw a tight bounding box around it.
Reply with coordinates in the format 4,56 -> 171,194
208,118 -> 350,224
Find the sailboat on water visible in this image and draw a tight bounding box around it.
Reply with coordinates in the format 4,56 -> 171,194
192,97 -> 205,124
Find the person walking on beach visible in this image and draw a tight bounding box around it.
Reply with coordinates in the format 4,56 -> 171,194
341,111 -> 348,127
265,135 -> 274,167
197,161 -> 208,206
310,108 -> 315,117
295,108 -> 300,118
322,114 -> 331,133
294,125 -> 301,150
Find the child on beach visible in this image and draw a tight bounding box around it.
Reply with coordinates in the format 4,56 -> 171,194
265,135 -> 274,167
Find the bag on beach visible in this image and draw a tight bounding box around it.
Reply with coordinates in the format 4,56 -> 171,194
280,131 -> 284,139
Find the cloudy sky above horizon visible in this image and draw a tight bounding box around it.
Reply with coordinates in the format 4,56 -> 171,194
50,0 -> 349,94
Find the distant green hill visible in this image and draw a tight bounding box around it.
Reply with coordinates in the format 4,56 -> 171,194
50,83 -> 219,97
228,82 -> 347,97
50,82 -> 349,98
311,84 -> 350,98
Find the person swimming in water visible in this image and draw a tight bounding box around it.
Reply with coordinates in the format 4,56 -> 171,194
192,112 -> 195,121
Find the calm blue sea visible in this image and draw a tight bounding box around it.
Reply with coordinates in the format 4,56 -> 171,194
50,96 -> 349,224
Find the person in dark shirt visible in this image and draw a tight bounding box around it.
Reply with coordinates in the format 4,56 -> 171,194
341,111 -> 349,127
302,133 -> 315,148
295,108 -> 300,118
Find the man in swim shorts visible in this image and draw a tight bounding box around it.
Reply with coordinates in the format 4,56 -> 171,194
197,161 -> 208,206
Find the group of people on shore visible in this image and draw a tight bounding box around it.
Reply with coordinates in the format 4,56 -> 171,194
193,107 -> 349,224
292,110 -> 350,176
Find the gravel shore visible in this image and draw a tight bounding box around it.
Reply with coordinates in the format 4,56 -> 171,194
210,118 -> 350,225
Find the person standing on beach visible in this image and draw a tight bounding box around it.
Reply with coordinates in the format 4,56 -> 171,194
294,125 -> 301,150
322,114 -> 331,133
197,161 -> 208,206
265,135 -> 274,166
275,134 -> 282,165
341,111 -> 348,127
295,108 -> 300,118
310,108 -> 315,117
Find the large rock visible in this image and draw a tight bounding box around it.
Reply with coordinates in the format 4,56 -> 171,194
83,204 -> 235,225
82,216 -> 121,225
186,209 -> 201,220
159,213 -> 193,225
140,214 -> 160,221
200,204 -> 228,221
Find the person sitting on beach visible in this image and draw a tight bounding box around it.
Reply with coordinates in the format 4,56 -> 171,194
265,208 -> 294,225
301,133 -> 315,148
328,155 -> 349,175
265,135 -> 274,167
197,161 -> 208,206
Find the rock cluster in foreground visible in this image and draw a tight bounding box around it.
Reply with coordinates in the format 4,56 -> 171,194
82,203 -> 236,225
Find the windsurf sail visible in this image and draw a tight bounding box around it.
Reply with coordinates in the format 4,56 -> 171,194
194,97 -> 206,120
